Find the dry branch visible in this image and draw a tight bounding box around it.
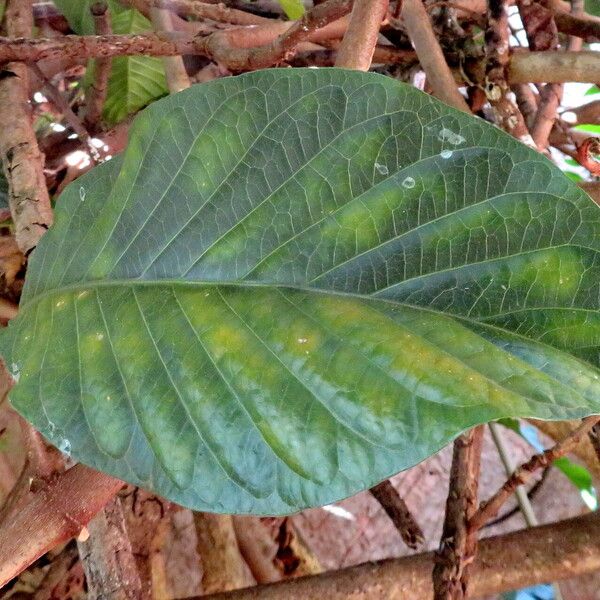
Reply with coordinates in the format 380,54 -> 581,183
199,509 -> 600,600
485,0 -> 533,144
334,0 -> 389,71
77,496 -> 142,600
150,5 -> 191,92
0,0 -> 53,254
432,426 -> 484,600
0,464 -> 123,588
470,415 -> 600,531
369,480 -> 424,550
401,0 -> 470,113
194,512 -> 255,594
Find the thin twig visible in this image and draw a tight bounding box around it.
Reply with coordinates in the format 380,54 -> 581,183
470,416 -> 600,531
156,0 -> 270,26
432,426 -> 484,600
400,0 -> 470,113
83,1 -> 112,132
489,423 -> 565,600
334,0 -> 389,71
370,480 -> 424,549
150,4 -> 191,92
28,62 -> 100,162
528,0 -> 583,150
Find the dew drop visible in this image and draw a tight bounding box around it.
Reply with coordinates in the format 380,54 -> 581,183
55,300 -> 65,309
79,186 -> 86,202
10,362 -> 20,382
297,337 -> 308,344
95,332 -> 104,341
438,128 -> 466,146
48,421 -> 57,436
375,162 -> 389,175
402,176 -> 416,189
58,438 -> 71,457
440,149 -> 453,159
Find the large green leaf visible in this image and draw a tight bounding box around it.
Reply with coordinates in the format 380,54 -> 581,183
54,0 -> 168,124
4,69 -> 600,514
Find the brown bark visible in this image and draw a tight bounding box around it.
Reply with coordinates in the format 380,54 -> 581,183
401,0 -> 471,113
198,509 -> 600,600
508,50 -> 600,83
0,464 -> 123,588
370,480 -> 424,550
233,517 -> 322,584
470,415 -> 600,530
552,7 -> 600,41
432,426 -> 484,600
149,6 -> 191,92
77,497 -> 143,600
334,0 -> 389,71
485,0 -> 533,144
193,512 -> 255,594
0,0 -> 53,255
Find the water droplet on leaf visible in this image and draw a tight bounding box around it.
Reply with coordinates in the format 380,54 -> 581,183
438,128 -> 465,146
402,176 -> 416,189
440,149 -> 453,159
375,163 -> 388,175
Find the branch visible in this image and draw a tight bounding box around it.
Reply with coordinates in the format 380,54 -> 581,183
470,415 -> 600,531
485,0 -> 533,144
369,480 -> 424,550
83,1 -> 113,132
0,464 -> 123,588
552,7 -> 600,41
156,0 -> 270,26
194,512 -> 255,593
401,0 -> 471,113
432,426 -> 484,600
0,0 -> 53,254
77,496 -> 142,600
508,50 -> 600,83
198,509 -> 600,600
150,4 -> 191,92
334,0 -> 388,71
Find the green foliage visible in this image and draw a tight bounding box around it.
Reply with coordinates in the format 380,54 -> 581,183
53,0 -> 168,124
574,123 -> 600,134
585,85 -> 600,96
585,0 -> 600,16
277,0 -> 305,19
4,69 -> 600,514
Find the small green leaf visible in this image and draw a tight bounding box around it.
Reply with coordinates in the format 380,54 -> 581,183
585,85 -> 600,96
278,0 -> 305,19
574,124 -> 600,134
5,69 -> 600,514
53,0 -> 168,124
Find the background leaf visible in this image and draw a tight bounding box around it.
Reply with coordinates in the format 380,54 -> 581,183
4,69 -> 600,514
277,0 -> 306,19
53,0 -> 168,124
